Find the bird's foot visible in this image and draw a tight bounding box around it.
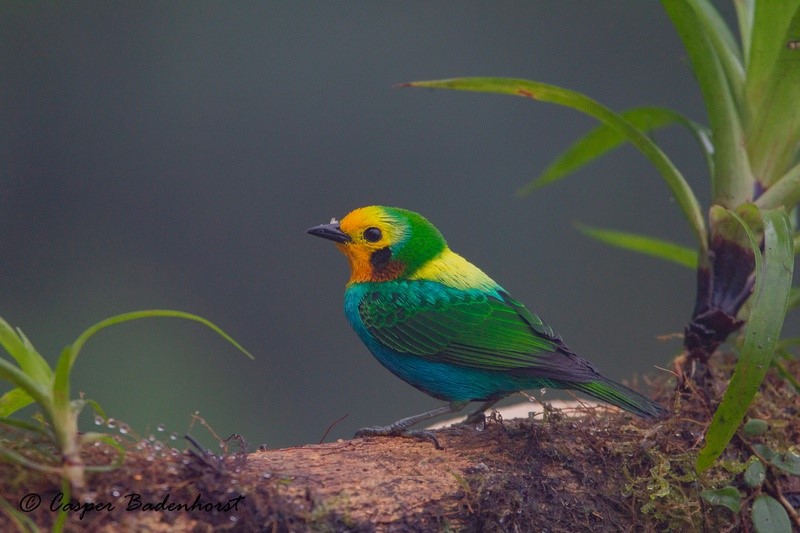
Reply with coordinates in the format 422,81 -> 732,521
354,426 -> 442,449
462,411 -> 487,426
457,399 -> 499,428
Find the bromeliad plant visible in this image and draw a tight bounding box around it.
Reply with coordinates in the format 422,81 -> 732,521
403,0 -> 799,472
0,310 -> 253,492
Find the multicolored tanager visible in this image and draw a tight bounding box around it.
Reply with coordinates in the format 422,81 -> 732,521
308,206 -> 666,447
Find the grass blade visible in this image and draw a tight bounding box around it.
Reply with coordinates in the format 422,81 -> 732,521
0,416 -> 53,437
0,494 -> 40,533
575,222 -> 697,269
684,0 -> 745,101
663,0 -> 753,208
734,0 -> 754,63
0,318 -> 52,386
0,358 -> 51,411
402,77 -> 707,253
54,310 -> 254,410
517,106 -> 713,195
696,208 -> 793,472
0,387 -> 36,418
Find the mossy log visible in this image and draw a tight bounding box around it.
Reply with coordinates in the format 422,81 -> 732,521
1,357 -> 799,531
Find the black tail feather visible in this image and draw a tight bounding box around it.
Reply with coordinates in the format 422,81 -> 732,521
571,377 -> 667,419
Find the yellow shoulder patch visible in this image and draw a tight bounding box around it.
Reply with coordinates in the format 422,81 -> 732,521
409,248 -> 499,292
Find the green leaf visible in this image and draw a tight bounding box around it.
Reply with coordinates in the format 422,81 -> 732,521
0,416 -> 49,434
574,222 -> 697,269
745,1 -> 800,104
756,160 -> 800,211
709,203 -> 763,252
752,494 -> 792,533
700,486 -> 741,513
774,336 -> 800,352
518,106 -> 713,195
743,418 -> 768,436
402,77 -> 708,253
697,208 -> 794,472
734,0 -> 754,63
745,3 -> 800,186
0,318 -> 52,386
771,451 -> 800,476
744,459 -> 765,488
0,357 -> 52,412
663,0 -> 753,208
69,310 -> 254,362
684,0 -> 745,102
84,398 -> 107,422
0,441 -> 59,473
773,360 -> 800,393
0,493 -> 39,533
753,443 -> 779,463
53,309 -> 254,414
0,387 -> 35,418
787,287 -> 800,311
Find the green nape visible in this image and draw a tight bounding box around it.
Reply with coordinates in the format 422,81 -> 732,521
383,207 -> 447,278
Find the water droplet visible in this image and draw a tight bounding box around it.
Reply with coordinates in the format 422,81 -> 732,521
94,414 -> 104,426
169,432 -> 178,441
106,418 -> 117,429
118,423 -> 129,435
156,423 -> 166,432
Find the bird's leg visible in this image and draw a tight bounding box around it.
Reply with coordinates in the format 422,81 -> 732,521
462,399 -> 501,426
354,401 -> 468,449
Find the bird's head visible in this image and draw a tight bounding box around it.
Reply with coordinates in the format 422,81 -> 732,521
307,206 -> 447,283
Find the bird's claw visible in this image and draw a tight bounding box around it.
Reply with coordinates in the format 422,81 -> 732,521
354,426 -> 442,449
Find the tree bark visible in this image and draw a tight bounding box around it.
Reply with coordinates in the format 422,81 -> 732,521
4,367 -> 798,532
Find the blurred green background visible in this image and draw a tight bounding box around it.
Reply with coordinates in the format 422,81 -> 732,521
2,2 -> 752,448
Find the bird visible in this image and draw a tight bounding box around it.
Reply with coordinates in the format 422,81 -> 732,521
307,206 -> 666,448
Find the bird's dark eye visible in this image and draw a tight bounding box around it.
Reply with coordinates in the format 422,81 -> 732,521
363,227 -> 382,243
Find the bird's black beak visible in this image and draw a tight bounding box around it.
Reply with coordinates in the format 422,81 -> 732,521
307,222 -> 352,243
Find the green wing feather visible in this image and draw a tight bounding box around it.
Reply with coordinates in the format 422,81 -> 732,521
358,280 -> 667,418
359,281 -> 563,371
